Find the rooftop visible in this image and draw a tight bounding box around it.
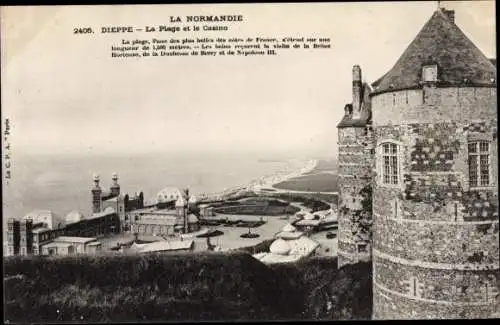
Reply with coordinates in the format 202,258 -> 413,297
296,219 -> 321,226
129,240 -> 194,253
32,227 -> 51,234
87,209 -> 116,220
87,241 -> 102,246
275,231 -> 303,240
337,83 -> 372,128
371,8 -> 496,95
135,218 -> 178,226
65,210 -> 85,224
41,242 -> 74,249
23,210 -> 66,230
53,236 -> 98,244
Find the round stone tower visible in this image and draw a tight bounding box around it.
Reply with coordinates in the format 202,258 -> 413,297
370,8 -> 498,319
337,65 -> 375,268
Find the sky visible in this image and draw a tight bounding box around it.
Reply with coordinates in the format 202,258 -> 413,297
1,1 -> 496,159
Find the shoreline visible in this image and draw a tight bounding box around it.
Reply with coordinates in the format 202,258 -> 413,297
198,159 -> 319,202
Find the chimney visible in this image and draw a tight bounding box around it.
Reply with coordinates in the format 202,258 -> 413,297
352,65 -> 362,118
443,9 -> 455,23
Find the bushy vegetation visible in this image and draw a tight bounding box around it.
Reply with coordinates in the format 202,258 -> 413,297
4,253 -> 372,322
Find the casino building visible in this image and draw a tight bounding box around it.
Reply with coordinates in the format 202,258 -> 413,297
6,173 -> 144,256
126,187 -> 200,237
6,173 -> 201,256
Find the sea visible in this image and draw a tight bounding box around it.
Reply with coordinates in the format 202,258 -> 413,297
2,152 -> 312,232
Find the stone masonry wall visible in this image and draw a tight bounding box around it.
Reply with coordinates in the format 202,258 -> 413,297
372,86 -> 498,319
338,126 -> 374,268
372,87 -> 497,126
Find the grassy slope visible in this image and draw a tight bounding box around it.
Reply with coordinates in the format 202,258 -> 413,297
4,253 -> 371,322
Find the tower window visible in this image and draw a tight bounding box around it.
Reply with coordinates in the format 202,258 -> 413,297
381,143 -> 399,185
422,65 -> 438,82
468,141 -> 491,188
483,282 -> 499,303
401,276 -> 424,298
392,198 -> 402,219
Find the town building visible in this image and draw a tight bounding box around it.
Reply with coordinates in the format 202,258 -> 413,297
336,7 -> 498,319
91,173 -> 144,231
40,236 -> 102,256
6,173 -> 141,257
7,209 -> 118,256
5,175 -> 201,257
294,210 -> 338,232
126,188 -> 200,236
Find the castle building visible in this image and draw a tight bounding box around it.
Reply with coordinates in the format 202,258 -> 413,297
336,65 -> 375,267
336,8 -> 498,319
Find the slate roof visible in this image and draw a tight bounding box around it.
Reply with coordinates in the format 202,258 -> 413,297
129,240 -> 194,253
53,236 -> 98,244
371,8 -> 496,95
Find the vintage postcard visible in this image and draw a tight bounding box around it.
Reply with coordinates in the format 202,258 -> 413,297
1,1 -> 498,322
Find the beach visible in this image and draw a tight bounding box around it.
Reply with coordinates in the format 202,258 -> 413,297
197,159 -> 319,202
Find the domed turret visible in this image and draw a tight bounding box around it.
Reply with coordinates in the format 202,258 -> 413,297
282,223 -> 297,233
156,187 -> 184,204
93,174 -> 100,188
303,212 -> 315,220
175,196 -> 187,207
187,214 -> 198,224
110,173 -> 120,196
269,238 -> 291,255
103,206 -> 115,213
65,210 -> 85,224
188,195 -> 197,204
